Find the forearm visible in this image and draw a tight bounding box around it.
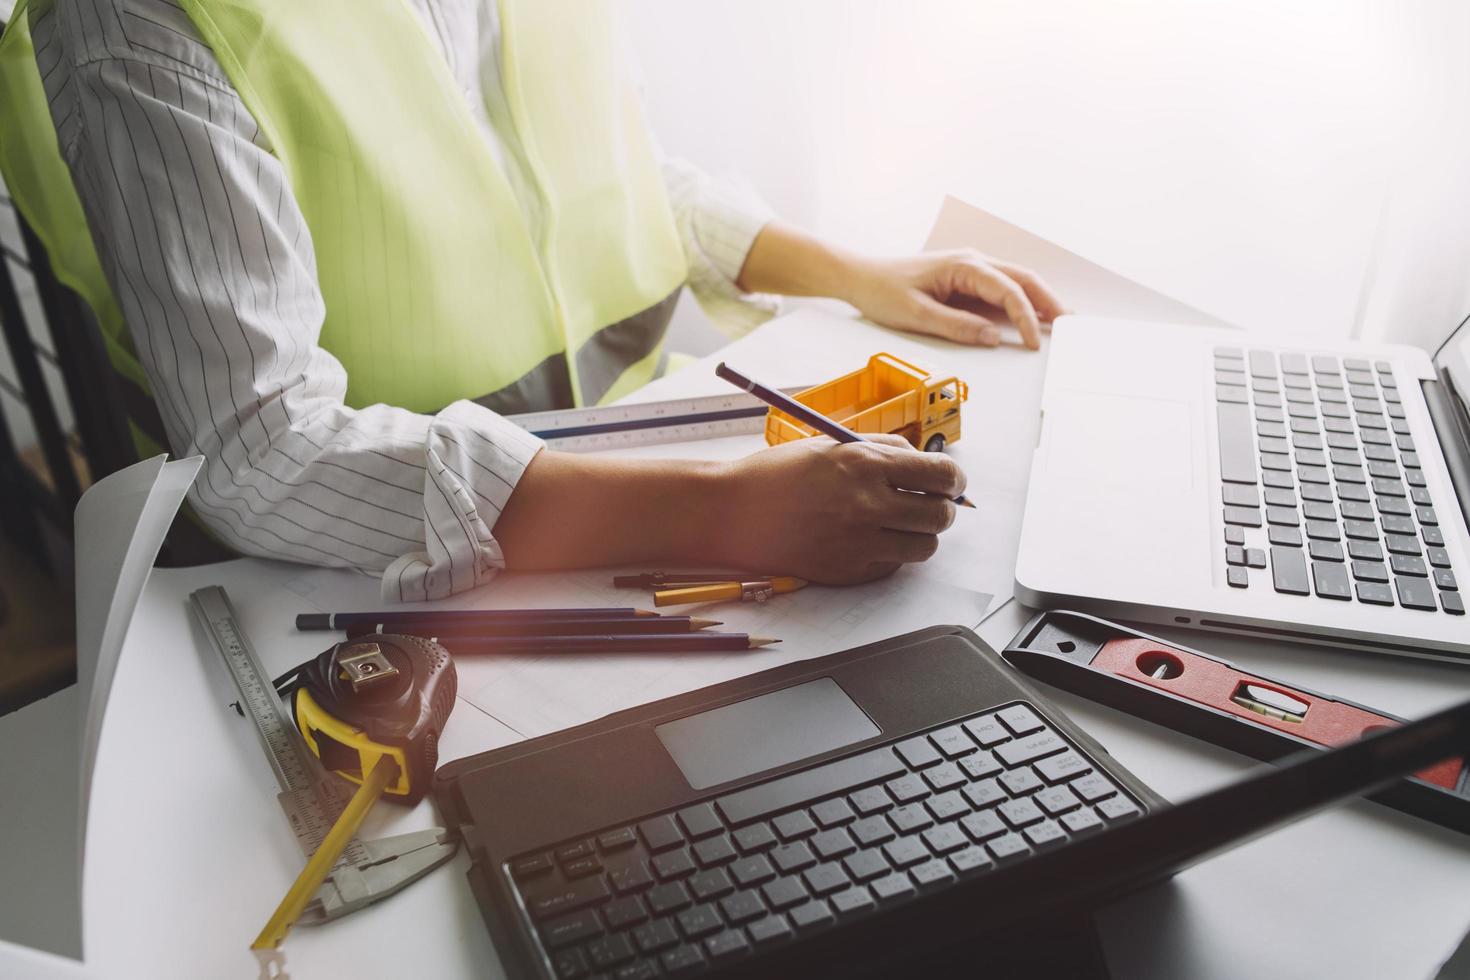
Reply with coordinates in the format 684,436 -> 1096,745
735,220 -> 867,303
494,452 -> 733,570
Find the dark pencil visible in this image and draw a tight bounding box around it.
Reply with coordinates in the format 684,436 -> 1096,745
344,616 -> 723,639
715,362 -> 975,508
295,608 -> 657,631
436,633 -> 780,655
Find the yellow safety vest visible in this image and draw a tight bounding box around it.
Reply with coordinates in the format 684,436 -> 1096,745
0,0 -> 688,432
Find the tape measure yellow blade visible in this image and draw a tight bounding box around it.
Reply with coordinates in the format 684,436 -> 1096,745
251,756 -> 398,952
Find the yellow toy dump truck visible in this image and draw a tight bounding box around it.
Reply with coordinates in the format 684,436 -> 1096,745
764,352 -> 969,452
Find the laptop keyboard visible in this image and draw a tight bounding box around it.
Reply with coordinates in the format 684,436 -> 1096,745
508,703 -> 1143,978
1215,348 -> 1462,615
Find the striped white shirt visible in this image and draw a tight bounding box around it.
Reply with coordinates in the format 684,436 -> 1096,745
29,0 -> 775,600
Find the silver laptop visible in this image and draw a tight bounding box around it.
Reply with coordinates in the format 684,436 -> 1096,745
1015,313 -> 1470,662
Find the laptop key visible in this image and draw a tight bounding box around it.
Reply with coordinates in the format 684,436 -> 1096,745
1268,526 -> 1303,548
688,869 -> 734,901
586,933 -> 638,969
1385,533 -> 1420,556
929,725 -> 976,759
1223,484 -> 1261,507
870,873 -> 916,903
789,899 -> 835,931
1312,355 -> 1340,373
1344,520 -> 1379,540
692,835 -> 737,867
1418,506 -> 1439,526
1035,752 -> 1091,784
732,823 -> 778,853
886,774 -> 929,804
1246,548 -> 1267,568
1339,482 -> 1371,502
923,762 -> 967,792
1303,501 -> 1336,521
659,944 -> 705,975
653,849 -> 696,880
633,916 -> 681,953
962,713 -> 1009,747
802,862 -> 851,896
1428,547 -> 1451,568
959,750 -> 1003,781
639,816 -> 685,853
961,809 -> 1007,842
1391,555 -> 1428,577
608,858 -> 655,894
542,909 -> 603,948
1373,479 -> 1406,498
848,786 -> 894,816
1444,592 -> 1466,615
987,834 -> 1031,864
1436,569 -> 1458,591
1098,797 -> 1142,822
676,804 -> 723,840
1396,576 -> 1437,611
811,798 -> 856,828
810,829 -> 856,861
997,797 -> 1045,829
888,804 -> 933,835
1352,561 -> 1389,583
894,735 -> 942,770
1061,807 -> 1105,836
760,876 -> 808,910
1301,482 -> 1333,503
1413,487 -> 1434,507
716,747 -> 905,826
1226,567 -> 1248,589
1217,402 -> 1258,485
842,849 -> 890,882
999,768 -> 1045,797
920,823 -> 969,856
1340,500 -> 1374,521
925,790 -> 969,823
1271,546 -> 1311,596
1225,506 -> 1262,527
1309,540 -> 1344,562
747,914 -> 794,946
730,855 -> 776,887
1311,561 -> 1351,600
770,842 -> 816,874
1355,582 -> 1394,605
705,929 -> 751,961
881,837 -> 928,868
830,886 -> 875,918
1305,520 -> 1340,541
1281,353 -> 1309,373
997,704 -> 1045,736
1265,506 -> 1299,526
1404,468 -> 1427,487
1249,350 -> 1278,378
949,845 -> 994,876
850,817 -> 895,849
995,731 -> 1067,767
1216,385 -> 1249,404
1263,471 -> 1296,489
911,859 -> 957,891
526,875 -> 612,920
1024,821 -> 1069,850
1382,515 -> 1415,535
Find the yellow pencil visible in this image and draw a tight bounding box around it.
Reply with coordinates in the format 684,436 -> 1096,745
654,577 -> 808,608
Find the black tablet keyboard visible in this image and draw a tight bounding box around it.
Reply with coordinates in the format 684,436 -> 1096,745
1214,348 -> 1461,614
507,702 -> 1145,978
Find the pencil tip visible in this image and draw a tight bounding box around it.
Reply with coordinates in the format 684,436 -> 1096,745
749,637 -> 781,648
634,608 -> 659,617
691,618 -> 723,630
957,497 -> 977,509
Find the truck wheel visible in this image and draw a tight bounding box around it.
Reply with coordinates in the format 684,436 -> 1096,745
924,434 -> 946,453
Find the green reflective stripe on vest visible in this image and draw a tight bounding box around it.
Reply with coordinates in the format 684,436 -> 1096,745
180,0 -> 687,413
0,1 -> 147,395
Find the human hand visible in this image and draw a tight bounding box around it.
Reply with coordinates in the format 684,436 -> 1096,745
842,249 -> 1068,350
711,434 -> 966,585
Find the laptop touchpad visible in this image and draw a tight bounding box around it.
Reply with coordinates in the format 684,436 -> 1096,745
1046,391 -> 1192,493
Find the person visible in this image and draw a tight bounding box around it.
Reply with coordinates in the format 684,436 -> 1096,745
3,0 -> 1064,600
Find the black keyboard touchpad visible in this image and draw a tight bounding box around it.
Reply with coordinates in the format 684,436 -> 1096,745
656,678 -> 881,791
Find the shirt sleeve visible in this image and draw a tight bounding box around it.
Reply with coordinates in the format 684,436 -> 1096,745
659,154 -> 782,339
39,0 -> 541,601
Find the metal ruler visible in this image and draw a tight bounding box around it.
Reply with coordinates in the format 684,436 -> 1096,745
506,387 -> 811,452
190,587 -> 456,925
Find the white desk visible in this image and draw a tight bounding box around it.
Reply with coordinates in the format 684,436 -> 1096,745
81,309 -> 1470,979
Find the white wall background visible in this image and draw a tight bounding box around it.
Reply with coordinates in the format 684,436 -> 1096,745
626,0 -> 1470,351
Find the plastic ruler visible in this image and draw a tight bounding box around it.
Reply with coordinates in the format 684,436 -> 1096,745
506,387 -> 812,452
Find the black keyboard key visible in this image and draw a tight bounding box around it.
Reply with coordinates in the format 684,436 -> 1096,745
1444,592 -> 1465,615
1428,547 -> 1451,568
1397,434 -> 1415,452
716,747 -> 905,826
563,856 -> 602,879
961,809 -> 1007,842
960,750 -> 1003,781
1024,821 -> 1069,850
543,909 -> 603,948
882,836 -> 928,868
1356,581 -> 1394,605
1309,540 -> 1344,562
1305,520 -> 1340,541
1413,487 -> 1434,506
1391,555 -> 1428,577
910,858 -> 957,891
1035,785 -> 1082,816
998,797 -> 1045,829
1352,560 -> 1389,583
1418,506 -> 1439,526
647,882 -> 692,915
549,947 -> 589,979
995,731 -> 1067,767
888,804 -> 933,835
527,875 -> 614,920
612,960 -> 658,980
1435,569 -> 1457,591
848,786 -> 893,816
1271,546 -> 1311,595
1385,534 -> 1421,556
747,914 -> 794,946
677,804 -> 723,840
1268,526 -> 1303,547
810,829 -> 856,861
730,855 -> 776,888
1396,576 -> 1437,611
1340,500 -> 1373,520
789,899 -> 835,931
871,873 -> 916,903
719,889 -> 767,924
921,823 -> 969,855
842,849 -> 891,882
1265,486 -> 1297,506
929,725 -> 976,759
586,933 -> 636,970
962,713 -> 1009,747
801,862 -> 850,896
598,827 -> 638,853
773,811 -> 816,841
770,842 -> 816,874
925,790 -> 969,823
1348,539 -> 1384,562
692,835 -> 737,867
811,798 -> 856,828
556,840 -> 595,864
603,896 -> 650,931
640,816 -> 684,853
851,815 -> 897,848
1382,514 -> 1415,535
987,834 -> 1031,863
1333,464 -> 1366,484
886,773 -> 929,804
949,845 -> 994,876
1217,402 -> 1258,484
1266,505 -> 1299,526
1071,773 -> 1119,804
653,849 -> 696,880
689,868 -> 734,901
659,944 -> 705,975
608,858 -> 655,894
732,823 -> 778,853
1374,478 -> 1406,498
830,886 -> 876,918
895,735 -> 942,769
1344,520 -> 1379,540
999,768 -> 1045,797
705,929 -> 750,961
513,853 -> 554,880
1262,452 -> 1292,471
1264,470 -> 1297,489
997,705 -> 1045,736
633,916 -> 681,953
1061,808 -> 1104,836
1404,468 -> 1426,487
1035,752 -> 1092,784
760,876 -> 808,910
1301,482 -> 1333,502
923,761 -> 967,792
1303,500 -> 1336,521
1365,443 -> 1395,461
1368,460 -> 1399,479
1312,561 -> 1351,600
